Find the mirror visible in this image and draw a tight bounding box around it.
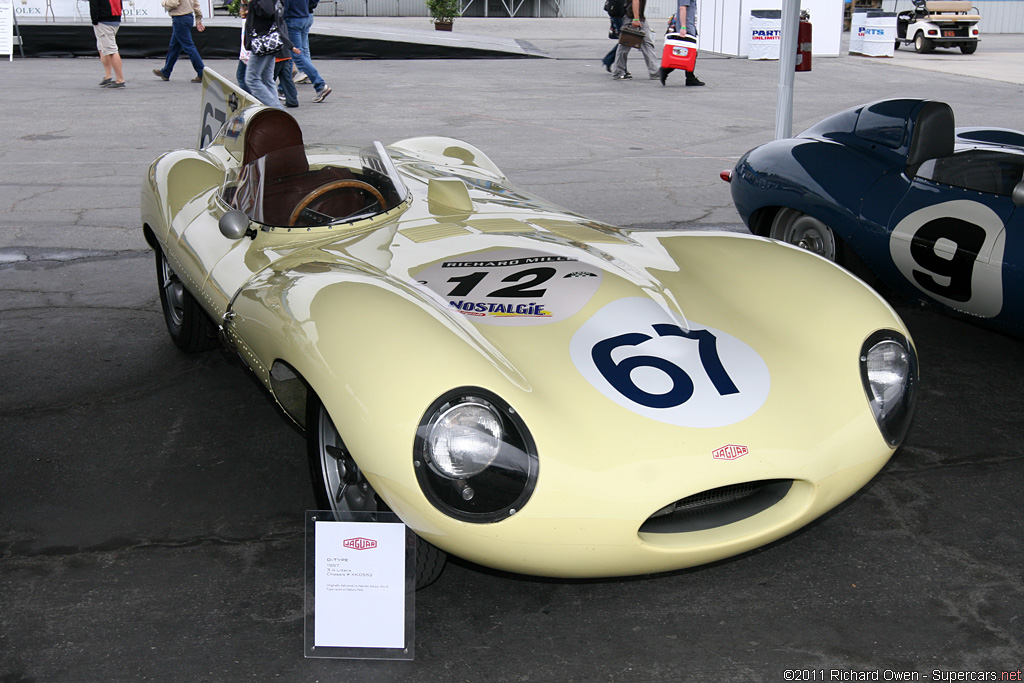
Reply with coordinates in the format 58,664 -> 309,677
219,210 -> 255,240
1013,180 -> 1024,207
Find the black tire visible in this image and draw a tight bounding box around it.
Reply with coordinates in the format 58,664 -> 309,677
914,32 -> 934,53
769,208 -> 842,263
960,42 -> 977,54
305,391 -> 447,590
155,249 -> 219,352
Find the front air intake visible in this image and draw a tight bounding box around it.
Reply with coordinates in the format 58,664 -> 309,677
640,479 -> 793,534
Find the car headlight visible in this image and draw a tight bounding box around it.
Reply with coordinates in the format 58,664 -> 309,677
860,330 -> 918,447
415,389 -> 538,523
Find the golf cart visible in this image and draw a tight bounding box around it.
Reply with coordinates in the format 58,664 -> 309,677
896,0 -> 980,53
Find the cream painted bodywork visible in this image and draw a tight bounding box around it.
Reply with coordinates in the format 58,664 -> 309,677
141,103 -> 914,578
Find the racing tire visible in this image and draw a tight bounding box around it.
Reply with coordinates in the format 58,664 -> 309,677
960,42 -> 978,54
914,32 -> 934,53
155,249 -> 220,353
305,391 -> 448,590
769,208 -> 841,263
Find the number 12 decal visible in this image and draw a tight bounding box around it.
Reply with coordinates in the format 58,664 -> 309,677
571,298 -> 770,428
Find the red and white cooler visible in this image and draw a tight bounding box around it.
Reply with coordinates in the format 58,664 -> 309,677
661,33 -> 697,71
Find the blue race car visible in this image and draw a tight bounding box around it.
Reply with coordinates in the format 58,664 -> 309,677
726,98 -> 1024,338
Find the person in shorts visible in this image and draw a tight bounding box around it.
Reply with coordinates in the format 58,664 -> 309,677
89,0 -> 125,88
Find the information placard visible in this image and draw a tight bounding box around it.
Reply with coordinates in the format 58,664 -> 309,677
1,0 -> 13,61
304,510 -> 415,660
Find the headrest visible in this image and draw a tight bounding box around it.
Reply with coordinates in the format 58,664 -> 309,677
242,109 -> 305,168
906,101 -> 955,168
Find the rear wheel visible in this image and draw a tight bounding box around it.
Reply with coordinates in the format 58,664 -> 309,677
769,208 -> 839,262
155,249 -> 219,352
914,32 -> 934,53
960,42 -> 978,54
306,392 -> 447,589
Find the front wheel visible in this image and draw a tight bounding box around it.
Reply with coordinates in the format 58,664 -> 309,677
155,249 -> 219,352
305,391 -> 447,589
769,208 -> 839,262
914,32 -> 934,53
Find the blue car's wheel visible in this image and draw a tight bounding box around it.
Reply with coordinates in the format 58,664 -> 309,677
306,392 -> 448,589
769,208 -> 839,263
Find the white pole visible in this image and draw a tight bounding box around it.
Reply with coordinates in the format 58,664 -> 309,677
774,0 -> 801,139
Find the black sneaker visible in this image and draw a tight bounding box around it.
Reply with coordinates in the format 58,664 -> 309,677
105,81 -> 126,89
613,72 -> 632,80
99,77 -> 112,87
685,73 -> 705,86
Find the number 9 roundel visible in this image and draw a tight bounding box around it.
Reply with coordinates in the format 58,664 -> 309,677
570,297 -> 771,428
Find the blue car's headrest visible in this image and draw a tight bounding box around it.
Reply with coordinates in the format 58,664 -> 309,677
906,101 -> 955,168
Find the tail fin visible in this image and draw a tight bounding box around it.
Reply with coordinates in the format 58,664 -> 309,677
197,68 -> 262,149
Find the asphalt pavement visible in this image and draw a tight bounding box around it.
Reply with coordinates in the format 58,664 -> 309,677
1,20 -> 1022,682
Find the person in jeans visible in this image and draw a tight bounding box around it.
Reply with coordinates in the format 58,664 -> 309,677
612,0 -> 659,81
244,0 -> 300,108
153,0 -> 206,83
284,0 -> 332,103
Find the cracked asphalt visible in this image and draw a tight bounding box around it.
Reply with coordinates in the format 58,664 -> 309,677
1,20 -> 1022,682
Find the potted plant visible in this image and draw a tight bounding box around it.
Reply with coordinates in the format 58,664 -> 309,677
425,0 -> 460,30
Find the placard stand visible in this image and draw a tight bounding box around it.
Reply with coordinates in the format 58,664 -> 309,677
1,0 -> 25,60
304,510 -> 415,660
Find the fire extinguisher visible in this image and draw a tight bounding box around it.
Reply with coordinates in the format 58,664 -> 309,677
796,9 -> 812,71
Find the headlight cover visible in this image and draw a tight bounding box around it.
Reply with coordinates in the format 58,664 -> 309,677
859,330 -> 918,447
415,388 -> 538,523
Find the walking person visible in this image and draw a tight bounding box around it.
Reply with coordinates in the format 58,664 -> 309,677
236,2 -> 252,94
153,0 -> 206,83
612,0 -> 659,81
274,53 -> 299,107
659,0 -> 705,86
284,0 -> 332,103
601,0 -> 628,73
244,0 -> 300,108
90,0 -> 125,88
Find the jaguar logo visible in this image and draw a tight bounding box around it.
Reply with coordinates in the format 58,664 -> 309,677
712,444 -> 748,460
343,537 -> 378,550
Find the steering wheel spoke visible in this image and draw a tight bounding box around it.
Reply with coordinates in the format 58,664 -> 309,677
288,179 -> 389,226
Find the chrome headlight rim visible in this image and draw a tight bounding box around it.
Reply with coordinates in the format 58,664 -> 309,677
859,329 -> 918,447
414,387 -> 538,524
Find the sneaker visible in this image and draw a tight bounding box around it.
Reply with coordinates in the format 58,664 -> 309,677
153,68 -> 169,81
685,73 -> 705,86
613,72 -> 632,80
284,103 -> 299,108
191,75 -> 203,83
313,85 -> 332,103
294,72 -> 310,84
98,77 -> 112,86
105,81 -> 126,89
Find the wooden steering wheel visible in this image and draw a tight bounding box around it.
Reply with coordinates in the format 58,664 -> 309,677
288,179 -> 389,226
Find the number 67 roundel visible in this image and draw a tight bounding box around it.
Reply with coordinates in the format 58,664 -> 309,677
570,297 -> 771,428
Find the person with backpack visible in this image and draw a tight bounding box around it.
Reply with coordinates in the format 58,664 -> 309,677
601,0 -> 628,72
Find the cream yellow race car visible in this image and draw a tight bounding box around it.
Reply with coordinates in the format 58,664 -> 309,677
142,71 -> 918,588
